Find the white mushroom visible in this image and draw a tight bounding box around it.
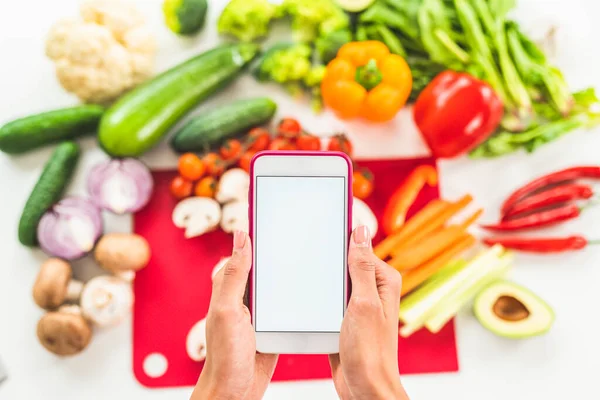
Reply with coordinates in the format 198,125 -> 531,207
94,233 -> 151,282
352,197 -> 378,237
33,258 -> 84,310
215,168 -> 249,204
186,318 -> 207,362
220,201 -> 249,234
212,257 -> 231,280
80,276 -> 133,327
172,197 -> 222,238
37,305 -> 92,356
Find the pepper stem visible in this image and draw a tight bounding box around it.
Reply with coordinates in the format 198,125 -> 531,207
586,240 -> 600,245
355,59 -> 383,91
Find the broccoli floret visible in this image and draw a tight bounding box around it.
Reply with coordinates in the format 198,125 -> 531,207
304,65 -> 326,88
217,0 -> 277,42
276,0 -> 350,43
258,44 -> 313,83
254,44 -> 325,112
163,0 -> 208,36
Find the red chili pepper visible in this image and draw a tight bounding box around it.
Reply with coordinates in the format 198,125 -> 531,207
501,166 -> 600,215
482,203 -> 581,231
413,70 -> 504,158
502,183 -> 594,220
483,236 -> 590,253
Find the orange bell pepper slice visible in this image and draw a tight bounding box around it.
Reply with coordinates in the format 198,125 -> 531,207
382,165 -> 438,235
321,41 -> 412,122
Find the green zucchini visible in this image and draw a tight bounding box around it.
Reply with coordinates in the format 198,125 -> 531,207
0,105 -> 103,154
18,142 -> 80,247
98,43 -> 259,157
171,97 -> 277,153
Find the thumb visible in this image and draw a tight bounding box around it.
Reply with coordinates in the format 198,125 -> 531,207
214,230 -> 252,304
348,226 -> 378,299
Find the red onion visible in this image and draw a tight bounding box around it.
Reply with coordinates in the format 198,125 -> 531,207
37,197 -> 103,260
87,158 -> 153,214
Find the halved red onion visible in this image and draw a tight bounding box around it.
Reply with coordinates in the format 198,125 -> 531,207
37,197 -> 103,260
87,158 -> 153,214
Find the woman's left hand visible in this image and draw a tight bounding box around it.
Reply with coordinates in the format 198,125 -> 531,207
191,231 -> 278,400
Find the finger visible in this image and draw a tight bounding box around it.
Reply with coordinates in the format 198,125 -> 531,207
214,230 -> 252,305
329,354 -> 353,400
328,353 -> 340,374
375,262 -> 402,322
348,226 -> 378,299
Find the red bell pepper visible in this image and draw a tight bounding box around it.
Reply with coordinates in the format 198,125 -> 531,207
413,71 -> 504,158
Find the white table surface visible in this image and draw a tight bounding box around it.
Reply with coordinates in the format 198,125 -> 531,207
1,0 -> 600,399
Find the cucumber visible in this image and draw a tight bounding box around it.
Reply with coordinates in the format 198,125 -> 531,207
0,105 -> 103,154
18,142 -> 80,247
171,97 -> 277,153
98,44 -> 259,157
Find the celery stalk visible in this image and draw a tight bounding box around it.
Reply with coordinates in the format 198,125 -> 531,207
399,245 -> 505,326
424,253 -> 513,333
398,260 -> 467,316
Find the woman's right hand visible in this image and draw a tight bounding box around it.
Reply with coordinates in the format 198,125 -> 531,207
329,225 -> 409,400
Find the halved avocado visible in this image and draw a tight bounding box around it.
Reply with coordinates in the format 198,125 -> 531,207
474,280 -> 554,339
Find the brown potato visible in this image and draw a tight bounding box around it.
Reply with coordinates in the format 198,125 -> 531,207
94,233 -> 150,273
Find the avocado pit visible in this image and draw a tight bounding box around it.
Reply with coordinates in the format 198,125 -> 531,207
493,295 -> 530,322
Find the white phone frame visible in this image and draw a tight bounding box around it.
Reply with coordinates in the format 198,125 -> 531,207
251,153 -> 350,354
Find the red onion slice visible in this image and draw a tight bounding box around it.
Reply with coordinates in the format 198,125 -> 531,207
37,197 -> 103,260
87,158 -> 153,214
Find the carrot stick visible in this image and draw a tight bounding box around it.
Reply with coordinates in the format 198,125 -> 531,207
400,234 -> 476,296
374,199 -> 449,260
389,226 -> 466,271
458,208 -> 484,230
389,194 -> 473,258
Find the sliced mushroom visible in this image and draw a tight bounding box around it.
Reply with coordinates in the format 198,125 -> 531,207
352,197 -> 378,237
33,258 -> 83,310
37,305 -> 92,356
94,233 -> 151,281
80,276 -> 133,327
215,168 -> 249,204
220,201 -> 249,234
186,318 -> 207,362
212,257 -> 231,280
172,197 -> 222,238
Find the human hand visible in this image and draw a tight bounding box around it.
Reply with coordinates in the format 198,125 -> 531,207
329,226 -> 409,400
191,231 -> 278,400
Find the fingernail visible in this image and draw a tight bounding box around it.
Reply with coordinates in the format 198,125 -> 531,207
354,225 -> 371,247
233,230 -> 246,250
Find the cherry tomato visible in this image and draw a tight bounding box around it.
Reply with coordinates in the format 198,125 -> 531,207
278,118 -> 302,138
203,153 -> 226,176
247,128 -> 271,151
170,176 -> 193,199
220,139 -> 243,160
178,153 -> 205,181
353,169 -> 374,199
194,176 -> 217,198
297,133 -> 321,151
328,134 -> 353,156
239,150 -> 257,172
268,138 -> 296,151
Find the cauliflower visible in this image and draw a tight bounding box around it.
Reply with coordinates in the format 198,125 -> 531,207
46,0 -> 156,104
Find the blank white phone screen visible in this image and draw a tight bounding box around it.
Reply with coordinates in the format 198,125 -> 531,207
255,176 -> 346,333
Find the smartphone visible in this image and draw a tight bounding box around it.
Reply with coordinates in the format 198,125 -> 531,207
249,151 -> 352,354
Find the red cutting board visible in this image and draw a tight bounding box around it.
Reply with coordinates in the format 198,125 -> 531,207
132,157 -> 458,388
